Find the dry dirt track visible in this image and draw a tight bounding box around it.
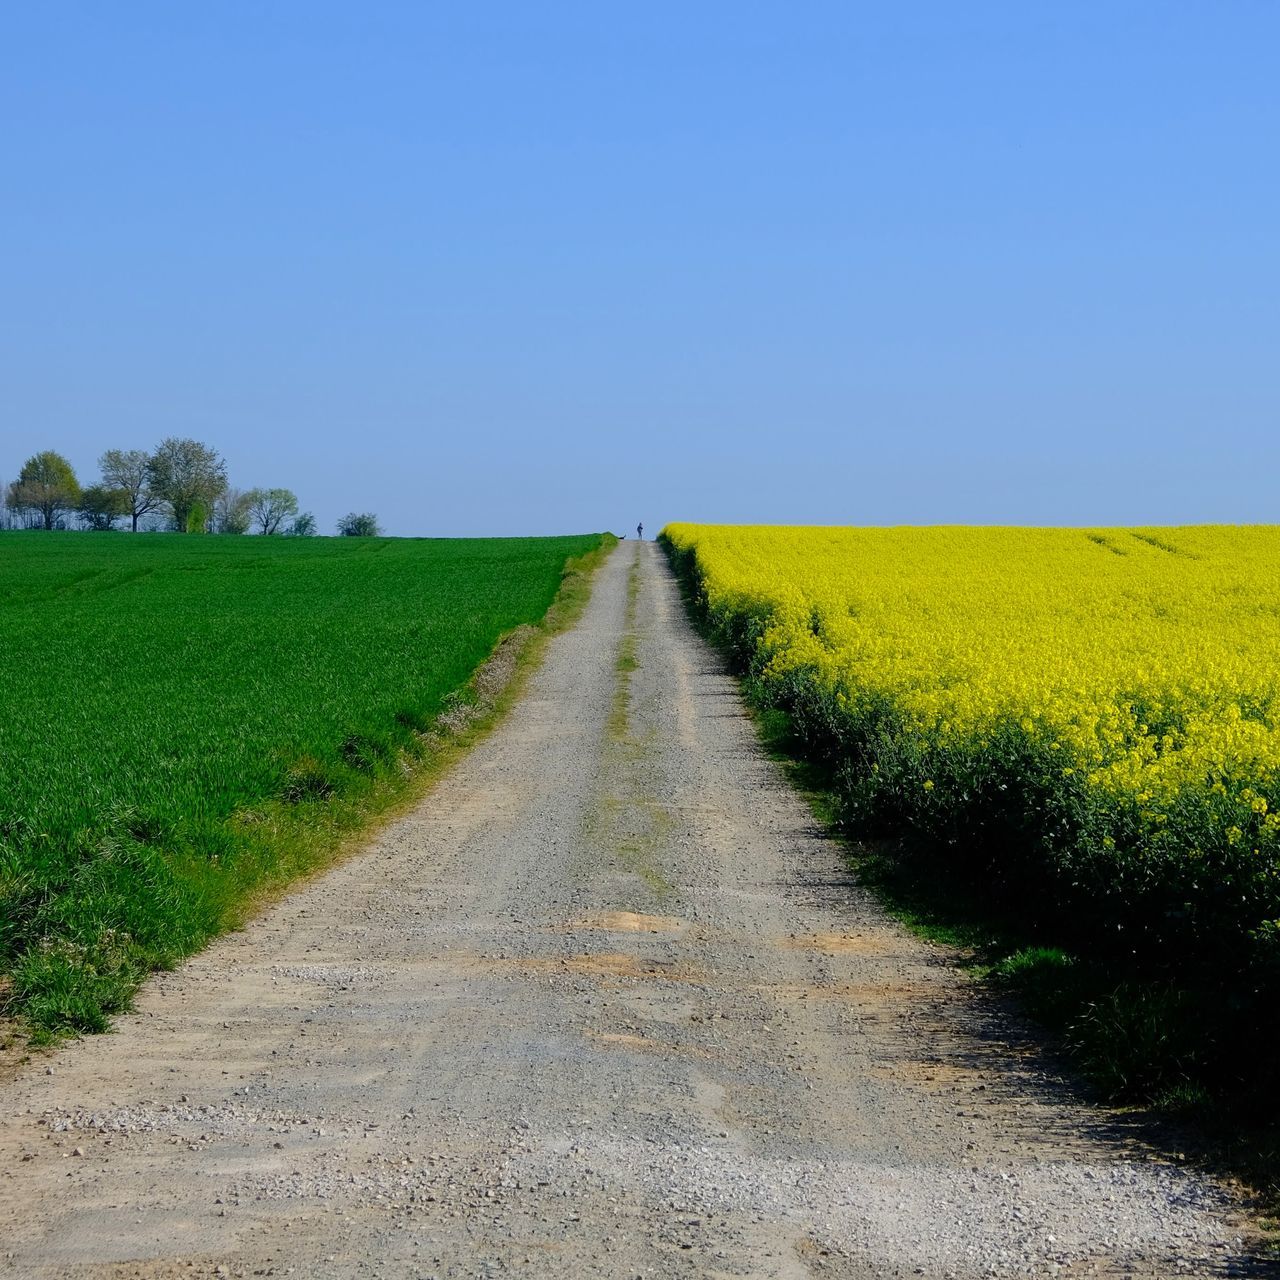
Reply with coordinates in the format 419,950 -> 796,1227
0,541 -> 1271,1279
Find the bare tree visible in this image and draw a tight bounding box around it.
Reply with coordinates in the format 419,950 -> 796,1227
99,448 -> 161,532
7,451 -> 81,530
213,487 -> 252,534
146,438 -> 227,532
246,487 -> 299,536
2,486 -> 38,529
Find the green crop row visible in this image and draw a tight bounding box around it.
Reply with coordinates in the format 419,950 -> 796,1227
0,531 -> 607,1038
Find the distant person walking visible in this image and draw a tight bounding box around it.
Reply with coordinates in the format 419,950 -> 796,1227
636,522 -> 643,540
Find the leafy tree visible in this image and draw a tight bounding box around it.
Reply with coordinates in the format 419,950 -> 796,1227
7,451 -> 81,530
246,487 -> 299,536
213,488 -> 252,534
78,484 -> 128,531
99,448 -> 161,532
337,512 -> 381,537
146,438 -> 227,532
287,511 -> 317,537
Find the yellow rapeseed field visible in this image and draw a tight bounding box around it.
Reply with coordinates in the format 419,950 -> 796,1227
661,524 -> 1280,972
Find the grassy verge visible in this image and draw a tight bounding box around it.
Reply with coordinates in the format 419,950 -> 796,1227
1,533 -> 615,1048
661,532 -> 1280,1204
596,549 -> 673,897
607,551 -> 642,742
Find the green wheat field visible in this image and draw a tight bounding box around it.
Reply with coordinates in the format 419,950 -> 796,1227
0,532 -> 605,1037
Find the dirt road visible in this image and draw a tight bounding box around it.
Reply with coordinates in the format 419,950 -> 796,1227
0,541 -> 1269,1278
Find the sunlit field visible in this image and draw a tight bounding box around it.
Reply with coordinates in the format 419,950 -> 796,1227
0,532 -> 604,1035
663,523 -> 1280,1098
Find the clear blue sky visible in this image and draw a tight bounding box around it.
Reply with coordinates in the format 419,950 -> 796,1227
4,3 -> 1277,536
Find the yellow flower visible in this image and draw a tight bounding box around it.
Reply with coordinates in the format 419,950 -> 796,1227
663,521 -> 1280,860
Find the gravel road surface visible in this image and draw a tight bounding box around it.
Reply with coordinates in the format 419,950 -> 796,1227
0,541 -> 1271,1279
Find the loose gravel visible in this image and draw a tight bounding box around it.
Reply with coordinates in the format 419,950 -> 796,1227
0,541 -> 1272,1279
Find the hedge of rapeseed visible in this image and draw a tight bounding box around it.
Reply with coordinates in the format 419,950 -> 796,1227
662,523 -> 1280,1094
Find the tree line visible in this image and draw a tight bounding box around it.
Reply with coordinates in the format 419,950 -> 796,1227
2,439 -> 381,537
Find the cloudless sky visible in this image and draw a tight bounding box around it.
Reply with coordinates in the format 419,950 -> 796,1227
3,3 -> 1277,535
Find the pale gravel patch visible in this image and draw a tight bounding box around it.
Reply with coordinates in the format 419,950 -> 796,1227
268,963 -> 388,990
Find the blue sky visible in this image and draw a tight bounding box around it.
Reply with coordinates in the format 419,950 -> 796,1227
3,3 -> 1277,536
